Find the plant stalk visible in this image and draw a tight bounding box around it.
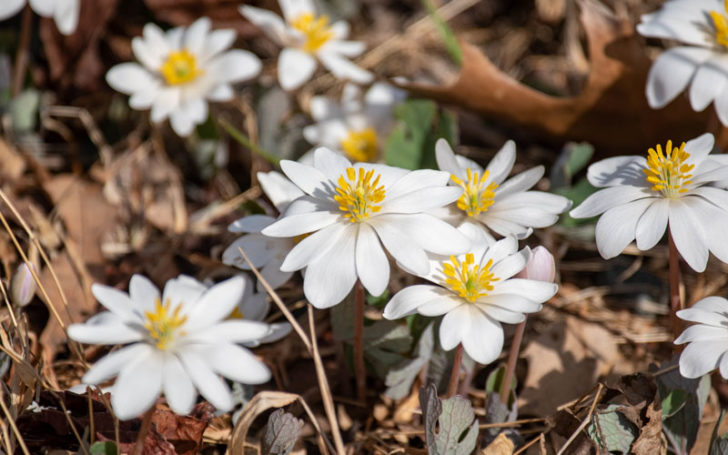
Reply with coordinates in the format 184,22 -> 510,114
447,343 -> 464,397
500,317 -> 527,405
354,280 -> 366,403
668,229 -> 683,339
131,407 -> 155,455
11,6 -> 33,98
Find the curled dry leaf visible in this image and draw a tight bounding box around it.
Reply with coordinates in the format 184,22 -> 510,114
402,0 -> 709,155
481,432 -> 514,455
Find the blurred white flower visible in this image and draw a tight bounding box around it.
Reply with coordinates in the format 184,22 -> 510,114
223,171 -> 303,290
240,0 -> 372,90
0,0 -> 79,35
106,17 -> 261,136
67,274 -> 272,420
675,296 -> 728,378
262,147 -> 470,308
228,276 -> 292,347
302,82 -> 406,162
570,133 -> 728,272
383,237 -> 557,364
434,139 -> 571,244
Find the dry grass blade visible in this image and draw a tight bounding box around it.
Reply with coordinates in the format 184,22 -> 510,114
0,391 -> 30,455
229,391 -> 332,455
555,383 -> 604,455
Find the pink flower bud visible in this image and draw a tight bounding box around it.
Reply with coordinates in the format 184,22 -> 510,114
10,263 -> 37,307
519,246 -> 555,282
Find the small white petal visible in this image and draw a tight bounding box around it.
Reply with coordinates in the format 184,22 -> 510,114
67,322 -> 143,345
262,211 -> 340,237
646,47 -> 709,109
278,0 -> 315,22
674,325 -> 728,344
383,285 -> 455,319
187,320 -> 271,344
689,58 -> 728,111
208,50 -> 262,84
678,339 -> 726,378
83,344 -> 151,385
129,274 -> 160,313
586,156 -> 647,188
185,276 -> 246,330
439,305 -> 470,350
369,218 -> 429,275
257,171 -> 304,212
317,51 -> 373,84
239,5 -> 288,45
487,141 -> 516,185
207,344 -> 271,384
111,349 -> 163,420
0,0 -> 25,21
279,222 -> 346,271
495,166 -> 543,199
594,198 -> 654,259
435,139 -> 465,179
179,350 -> 233,412
461,308 -> 504,365
304,231 -> 357,308
228,215 -> 276,233
278,48 -> 317,90
635,198 -> 669,250
201,29 -> 237,61
375,213 -> 470,256
355,223 -> 389,296
52,0 -> 79,35
668,200 -> 709,272
570,186 -> 651,218
106,63 -> 156,95
489,279 -> 557,302
279,159 -> 330,196
184,17 -> 211,56
162,354 -> 196,415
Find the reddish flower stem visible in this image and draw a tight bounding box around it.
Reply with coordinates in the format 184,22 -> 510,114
11,6 -> 33,98
668,229 -> 683,339
132,407 -> 155,455
447,343 -> 464,397
500,317 -> 527,405
354,280 -> 366,403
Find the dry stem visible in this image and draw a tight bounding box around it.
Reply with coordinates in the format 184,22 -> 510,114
447,344 -> 464,397
500,317 -> 527,405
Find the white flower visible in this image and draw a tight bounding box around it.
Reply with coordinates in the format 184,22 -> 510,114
67,274 -> 272,420
570,133 -> 728,272
240,0 -> 372,90
106,17 -> 261,137
434,139 -> 572,244
638,0 -> 728,125
261,147 -> 471,308
0,0 -> 79,35
223,171 -> 304,290
382,237 -> 557,364
675,296 -> 728,378
302,82 -> 406,162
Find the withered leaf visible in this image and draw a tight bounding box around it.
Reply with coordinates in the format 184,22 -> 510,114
587,404 -> 638,454
262,408 -> 304,455
631,401 -> 666,455
419,383 -> 479,455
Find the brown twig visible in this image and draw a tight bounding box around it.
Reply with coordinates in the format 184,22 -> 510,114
11,5 -> 32,98
353,280 -> 366,403
668,229 -> 683,339
556,383 -> 604,455
447,343 -> 464,397
0,389 -> 30,455
500,317 -> 527,405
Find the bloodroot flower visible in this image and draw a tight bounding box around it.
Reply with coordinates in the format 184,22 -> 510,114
570,133 -> 728,272
675,296 -> 728,378
67,275 -> 272,420
106,17 -> 261,136
638,0 -> 728,125
262,147 -> 470,308
0,0 -> 79,35
383,237 -> 557,364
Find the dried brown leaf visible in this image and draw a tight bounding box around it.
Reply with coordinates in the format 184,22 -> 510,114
481,432 -> 514,455
631,401 -> 667,455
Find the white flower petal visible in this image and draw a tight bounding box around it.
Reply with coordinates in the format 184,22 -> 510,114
668,199 -> 709,272
487,141 -> 516,185
646,47 -> 709,109
278,0 -> 315,22
67,322 -> 143,345
262,211 -> 340,237
279,222 -> 346,271
259,259 -> 294,290
111,349 -> 163,420
570,186 -> 652,218
52,0 -> 79,35
314,147 -> 352,182
382,187 -> 463,214
490,247 -> 528,281
480,293 -> 543,314
495,166 -> 543,199
439,305 -> 471,350
129,274 -> 160,314
304,231 -> 357,308
257,171 -> 303,212
687,295 -> 728,314
279,159 -> 330,196
594,198 -> 653,259
162,354 -> 196,415
386,169 -> 451,200
369,217 -> 429,275
637,3 -> 715,47
207,344 -> 271,384
489,278 -> 557,302
678,339 -> 726,378
674,325 -> 728,344
150,88 -> 180,123
586,156 -> 648,188
207,50 -> 262,84
383,285 -> 455,319
106,63 -> 156,96
83,344 -> 151,385
355,223 -> 389,296
185,276 -> 246,330
179,350 -> 233,412
376,213 -> 470,256
206,84 -> 234,101
184,17 -> 211,56
317,51 -> 373,84
187,320 -> 271,344
435,139 -> 465,179
228,214 -> 276,233
170,110 -> 196,137
322,39 -> 365,57
223,234 -> 275,270
91,283 -> 139,319
201,29 -> 237,61
635,198 -> 669,250
329,20 -> 350,40
685,132 -> 716,166
239,5 -> 288,45
715,85 -> 728,125
278,48 -> 317,90
0,0 -> 25,20
461,308 -> 504,365
689,58 -> 728,111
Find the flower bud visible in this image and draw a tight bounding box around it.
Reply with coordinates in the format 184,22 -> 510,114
10,263 -> 37,307
519,246 -> 555,282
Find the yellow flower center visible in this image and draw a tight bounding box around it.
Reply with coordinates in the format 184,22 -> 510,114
290,12 -> 334,52
229,307 -> 244,319
144,298 -> 188,350
642,140 -> 694,198
159,50 -> 203,85
333,167 -> 386,222
442,254 -> 499,303
451,168 -> 499,217
711,1 -> 728,47
340,128 -> 378,162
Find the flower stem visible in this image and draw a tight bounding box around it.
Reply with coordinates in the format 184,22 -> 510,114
218,118 -> 280,165
131,407 -> 155,455
354,280 -> 366,403
11,5 -> 33,98
500,317 -> 527,405
668,229 -> 683,339
447,343 -> 464,397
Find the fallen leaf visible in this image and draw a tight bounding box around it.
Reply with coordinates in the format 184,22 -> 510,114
402,0 -> 709,155
419,384 -> 479,455
481,432 -> 514,455
262,409 -> 304,455
631,401 -> 666,455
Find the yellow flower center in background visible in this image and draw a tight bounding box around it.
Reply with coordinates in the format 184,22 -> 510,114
643,140 -> 694,198
340,128 -> 378,162
442,253 -> 499,303
229,307 -> 244,319
144,298 -> 188,350
711,1 -> 728,47
334,167 -> 385,222
159,50 -> 203,85
290,12 -> 334,52
451,169 -> 499,217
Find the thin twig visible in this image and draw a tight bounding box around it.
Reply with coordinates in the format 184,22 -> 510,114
500,317 -> 527,405
447,343 -> 464,397
514,434 -> 544,455
353,280 -> 366,403
556,383 -> 604,455
0,390 -> 30,455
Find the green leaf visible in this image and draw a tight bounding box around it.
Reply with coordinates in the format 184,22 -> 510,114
661,389 -> 688,418
421,0 -> 462,65
384,99 -> 437,170
555,178 -> 598,227
262,408 -> 304,455
419,384 -> 479,455
587,404 -> 639,454
89,442 -> 118,455
550,142 -> 595,189
385,323 -> 435,399
9,89 -> 40,133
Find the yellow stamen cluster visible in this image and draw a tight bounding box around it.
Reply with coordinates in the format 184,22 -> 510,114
443,254 -> 499,303
340,128 -> 378,162
643,140 -> 694,198
144,298 -> 188,350
451,169 -> 499,217
159,50 -> 203,85
711,1 -> 728,47
229,307 -> 244,319
290,12 -> 334,52
334,167 -> 386,222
